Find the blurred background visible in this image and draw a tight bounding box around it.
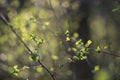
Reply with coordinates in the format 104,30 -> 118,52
0,0 -> 120,80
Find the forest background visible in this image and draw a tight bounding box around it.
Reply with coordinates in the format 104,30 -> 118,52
0,0 -> 120,80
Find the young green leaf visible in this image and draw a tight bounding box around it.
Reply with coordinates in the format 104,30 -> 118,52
66,36 -> 70,41
85,40 -> 92,47
12,65 -> 20,76
37,38 -> 44,45
35,67 -> 43,73
30,34 -> 38,41
95,46 -> 101,52
31,54 -> 39,61
52,55 -> 58,61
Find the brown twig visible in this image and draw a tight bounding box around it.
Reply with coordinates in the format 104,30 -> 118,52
99,51 -> 120,57
0,13 -> 56,80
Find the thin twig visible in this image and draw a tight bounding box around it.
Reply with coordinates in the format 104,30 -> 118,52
99,51 -> 120,57
90,48 -> 120,57
0,13 -> 33,55
0,13 -> 56,80
38,60 -> 56,80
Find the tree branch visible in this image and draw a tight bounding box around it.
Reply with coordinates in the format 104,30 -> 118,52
99,51 -> 120,57
0,13 -> 56,80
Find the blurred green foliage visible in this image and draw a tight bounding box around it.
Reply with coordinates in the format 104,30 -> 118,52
0,0 -> 120,80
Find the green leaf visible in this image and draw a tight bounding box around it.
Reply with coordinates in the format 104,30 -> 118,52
80,55 -> 87,60
94,65 -> 100,72
85,40 -> 92,47
73,56 -> 79,60
31,54 -> 39,61
73,32 -> 79,38
50,67 -> 54,72
26,78 -> 29,80
37,38 -> 44,45
112,5 -> 120,12
75,39 -> 82,45
30,34 -> 38,40
35,67 -> 43,73
72,47 -> 77,52
65,30 -> 70,35
80,47 -> 86,53
95,46 -> 101,52
12,65 -> 20,76
13,65 -> 18,69
52,55 -> 58,60
104,45 -> 108,49
66,36 -> 70,41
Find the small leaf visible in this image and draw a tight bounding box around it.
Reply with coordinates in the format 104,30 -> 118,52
50,67 -> 54,72
65,30 -> 70,35
30,34 -> 37,40
95,46 -> 101,52
66,36 -> 70,41
37,38 -> 44,45
73,56 -> 79,60
13,65 -> 18,69
52,55 -> 58,60
104,45 -> 108,49
85,40 -> 92,47
73,32 -> 79,38
80,55 -> 87,60
75,39 -> 82,45
26,78 -> 29,80
35,67 -> 43,73
67,58 -> 73,63
94,65 -> 100,72
12,65 -> 20,76
72,47 -> 77,52
31,54 -> 39,61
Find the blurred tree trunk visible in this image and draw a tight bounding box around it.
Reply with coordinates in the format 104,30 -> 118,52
71,0 -> 93,80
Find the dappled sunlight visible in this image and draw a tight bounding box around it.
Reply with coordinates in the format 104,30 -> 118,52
0,0 -> 120,80
94,69 -> 111,80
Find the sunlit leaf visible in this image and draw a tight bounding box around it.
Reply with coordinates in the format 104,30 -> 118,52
95,46 -> 101,52
50,67 -> 54,72
35,67 -> 43,73
73,56 -> 79,60
73,32 -> 79,38
72,47 -> 77,52
94,65 -> 100,72
52,55 -> 58,60
30,34 -> 38,41
85,40 -> 92,47
37,38 -> 44,45
75,39 -> 82,45
66,36 -> 70,41
65,30 -> 70,35
104,45 -> 109,49
80,55 -> 87,60
11,65 -> 20,76
94,69 -> 110,80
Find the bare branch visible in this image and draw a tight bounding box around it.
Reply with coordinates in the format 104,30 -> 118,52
0,13 -> 56,80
